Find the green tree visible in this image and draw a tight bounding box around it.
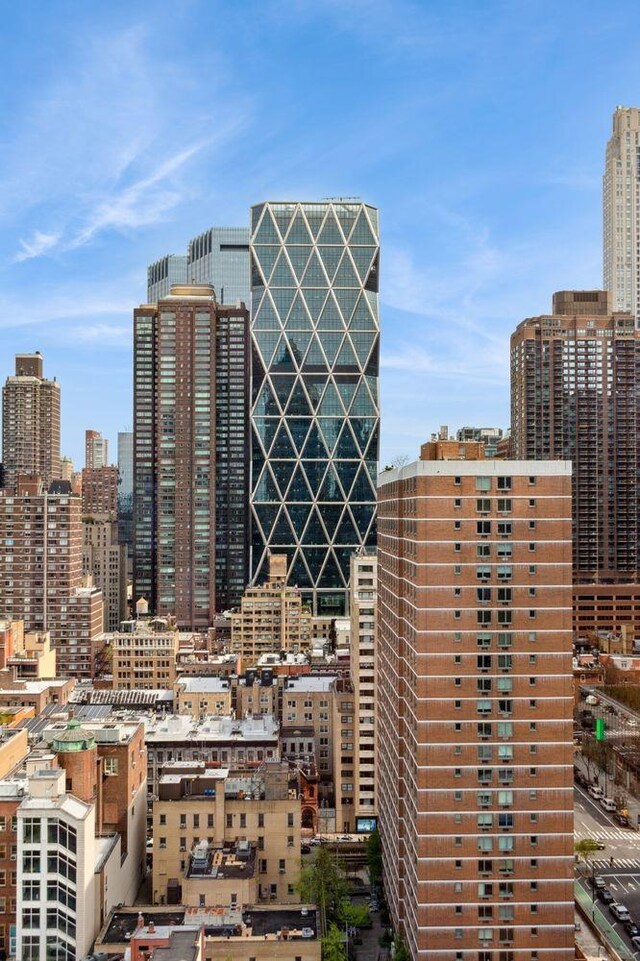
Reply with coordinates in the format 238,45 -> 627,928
338,900 -> 370,928
366,828 -> 383,887
575,838 -> 601,861
322,923 -> 347,961
298,846 -> 349,925
393,937 -> 410,961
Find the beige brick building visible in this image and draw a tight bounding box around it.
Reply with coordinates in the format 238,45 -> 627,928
349,551 -> 377,829
109,616 -> 196,689
152,763 -> 301,908
230,554 -> 312,666
174,677 -> 232,719
377,446 -> 575,961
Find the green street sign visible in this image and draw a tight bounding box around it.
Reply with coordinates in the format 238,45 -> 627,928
595,718 -> 605,741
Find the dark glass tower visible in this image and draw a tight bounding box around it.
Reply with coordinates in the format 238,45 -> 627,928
250,200 -> 380,615
133,284 -> 249,627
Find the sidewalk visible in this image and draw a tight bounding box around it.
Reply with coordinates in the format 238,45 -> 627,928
575,879 -> 632,960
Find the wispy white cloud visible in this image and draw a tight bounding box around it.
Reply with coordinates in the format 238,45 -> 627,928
2,25 -> 251,262
13,230 -> 62,263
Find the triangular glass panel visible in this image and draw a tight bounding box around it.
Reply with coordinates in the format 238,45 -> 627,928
271,460 -> 296,496
270,375 -> 296,407
351,503 -> 376,537
318,463 -> 345,502
254,466 -> 280,501
269,424 -> 296,459
348,294 -> 377,330
254,504 -> 280,540
335,336 -> 359,369
284,380 -> 312,416
317,418 -> 342,454
302,509 -> 325,546
350,246 -> 376,282
350,466 -> 376,502
284,293 -> 313,330
252,203 -> 265,231
269,509 -> 296,546
253,417 -> 278,454
289,550 -> 312,589
317,246 -> 343,282
336,459 -> 358,495
286,465 -> 314,502
251,548 -> 269,585
304,208 -> 325,239
303,459 -> 326,495
253,381 -> 281,416
302,250 -> 329,287
253,209 -> 280,244
334,509 -> 359,545
271,288 -> 296,322
350,380 -> 374,416
334,378 -> 358,412
305,547 -> 328,582
254,331 -> 282,368
317,293 -> 345,331
251,441 -> 265,480
303,335 -> 328,368
318,380 -> 344,416
254,245 -> 281,282
286,245 -> 312,282
350,209 -> 377,245
253,293 -> 280,330
364,337 -> 379,376
350,331 -> 377,360
318,504 -> 344,542
320,334 -> 343,368
271,339 -> 296,372
287,417 -> 312,454
364,424 -> 380,460
302,288 -> 327,322
285,211 -> 313,245
335,206 -> 357,241
333,252 -> 359,288
272,206 -> 294,239
270,251 -> 297,288
287,504 -> 312,538
334,289 -> 359,323
302,376 -> 324,410
334,547 -> 356,582
301,422 -> 329,460
319,550 -> 345,588
334,423 -> 360,458
351,418 -> 374,455
317,210 -> 344,245
285,331 -> 312,368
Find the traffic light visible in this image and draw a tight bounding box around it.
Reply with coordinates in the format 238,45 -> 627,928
595,718 -> 606,741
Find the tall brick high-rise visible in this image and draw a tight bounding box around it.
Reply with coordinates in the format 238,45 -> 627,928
604,106 -> 640,324
377,442 -> 574,961
511,291 -> 640,636
2,353 -> 60,491
133,284 -> 250,627
0,476 -> 104,676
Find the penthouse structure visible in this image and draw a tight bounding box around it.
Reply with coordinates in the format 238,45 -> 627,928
133,284 -> 250,626
377,443 -> 574,961
2,353 -> 60,492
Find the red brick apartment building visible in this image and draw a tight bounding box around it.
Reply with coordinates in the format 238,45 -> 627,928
377,442 -> 575,961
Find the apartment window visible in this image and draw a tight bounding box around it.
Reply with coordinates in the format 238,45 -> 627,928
454,542 -> 461,552
454,520 -> 461,530
454,565 -> 461,575
477,611 -> 491,625
477,521 -> 491,535
477,543 -> 491,557
159,814 -> 166,826
497,499 -> 511,513
497,521 -> 512,536
477,633 -> 491,648
454,498 -> 462,508
476,477 -> 491,491
454,655 -> 462,664
477,588 -> 491,603
529,520 -> 536,530
529,565 -> 536,575
497,587 -> 511,603
454,768 -> 462,778
529,700 -> 537,708
529,476 -> 536,485
529,676 -> 537,686
454,476 -> 461,485
497,477 -> 511,490
529,610 -> 536,619
454,587 -> 461,597
454,610 -> 462,619
530,768 -> 537,777
454,677 -> 461,687
528,542 -> 536,552
477,498 -> 491,513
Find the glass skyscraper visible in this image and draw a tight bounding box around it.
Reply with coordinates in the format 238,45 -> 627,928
147,227 -> 250,305
249,200 -> 380,615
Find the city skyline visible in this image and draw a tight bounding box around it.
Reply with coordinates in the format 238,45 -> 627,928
0,2 -> 636,467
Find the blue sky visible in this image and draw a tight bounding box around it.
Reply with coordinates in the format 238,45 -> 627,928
0,0 -> 635,467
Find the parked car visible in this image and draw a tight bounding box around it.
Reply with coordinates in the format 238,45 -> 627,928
574,770 -> 588,788
613,812 -> 631,828
632,935 -> 640,950
588,784 -> 605,800
300,844 -> 311,855
598,888 -> 615,904
308,838 -> 323,846
623,920 -> 640,937
592,876 -> 606,890
610,903 -> 631,922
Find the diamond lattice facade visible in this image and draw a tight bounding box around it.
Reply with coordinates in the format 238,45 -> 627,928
250,200 -> 380,615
